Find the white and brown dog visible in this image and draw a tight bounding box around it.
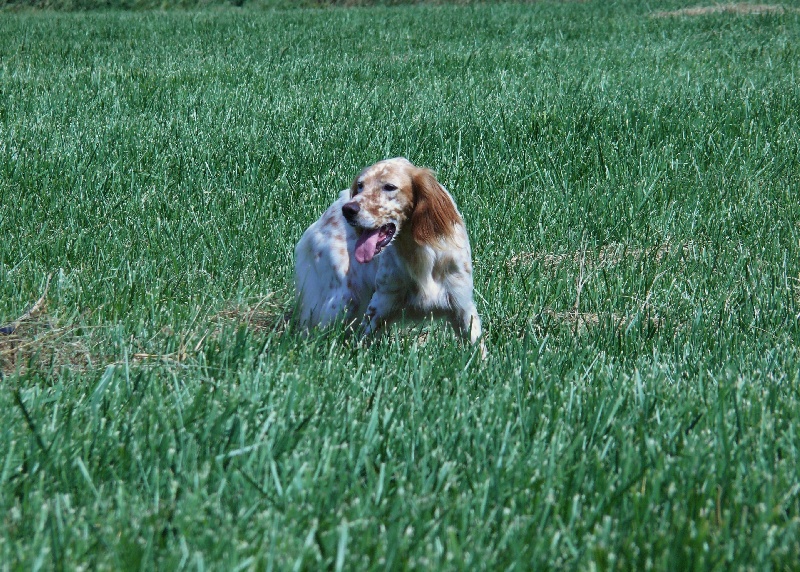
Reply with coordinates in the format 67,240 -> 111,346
295,157 -> 484,353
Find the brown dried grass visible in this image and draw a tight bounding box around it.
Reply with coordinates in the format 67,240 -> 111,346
653,4 -> 790,17
0,316 -> 94,376
507,240 -> 699,272
212,292 -> 290,333
124,293 -> 290,367
1,287 -> 292,376
535,307 -> 666,336
507,242 -> 699,335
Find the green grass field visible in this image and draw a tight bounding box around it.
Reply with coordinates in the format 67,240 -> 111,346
2,1 -> 799,569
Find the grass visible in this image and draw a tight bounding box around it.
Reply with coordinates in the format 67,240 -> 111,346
1,1 -> 799,569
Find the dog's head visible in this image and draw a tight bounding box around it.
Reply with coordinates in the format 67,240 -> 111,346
342,157 -> 462,263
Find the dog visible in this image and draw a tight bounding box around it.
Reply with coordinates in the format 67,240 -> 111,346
294,157 -> 484,354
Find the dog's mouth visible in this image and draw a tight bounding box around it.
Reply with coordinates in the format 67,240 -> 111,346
354,223 -> 396,263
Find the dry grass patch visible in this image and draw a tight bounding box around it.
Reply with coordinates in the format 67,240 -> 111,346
538,308 -> 625,333
213,292 -> 290,334
123,293 -> 291,367
1,287 -> 292,376
507,240 -> 699,272
653,4 -> 790,17
0,318 -> 94,376
507,242 -> 700,336
534,304 -> 668,336
0,277 -> 94,376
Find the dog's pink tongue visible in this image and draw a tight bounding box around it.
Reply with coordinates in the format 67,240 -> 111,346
354,228 -> 381,263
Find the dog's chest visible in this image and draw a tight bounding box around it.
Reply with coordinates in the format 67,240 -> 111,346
377,247 -> 449,310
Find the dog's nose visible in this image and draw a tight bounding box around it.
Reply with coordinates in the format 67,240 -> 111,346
342,202 -> 360,221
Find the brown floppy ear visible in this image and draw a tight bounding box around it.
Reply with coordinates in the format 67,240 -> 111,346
411,168 -> 462,246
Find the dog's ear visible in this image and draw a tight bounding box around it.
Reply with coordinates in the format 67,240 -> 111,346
411,168 -> 461,245
350,173 -> 361,198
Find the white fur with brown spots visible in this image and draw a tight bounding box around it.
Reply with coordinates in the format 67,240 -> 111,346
295,157 -> 485,356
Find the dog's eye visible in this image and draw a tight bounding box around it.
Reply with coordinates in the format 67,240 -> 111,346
355,181 -> 364,193
382,184 -> 398,192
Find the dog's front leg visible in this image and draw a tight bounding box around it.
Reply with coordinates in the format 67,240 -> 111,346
360,289 -> 401,338
449,303 -> 487,359
450,304 -> 483,345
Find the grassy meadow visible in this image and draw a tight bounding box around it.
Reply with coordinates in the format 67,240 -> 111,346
1,1 -> 800,569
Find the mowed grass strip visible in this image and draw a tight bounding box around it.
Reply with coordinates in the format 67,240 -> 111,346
1,2 -> 799,569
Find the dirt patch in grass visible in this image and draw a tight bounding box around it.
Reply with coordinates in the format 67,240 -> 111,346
653,4 -> 790,17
